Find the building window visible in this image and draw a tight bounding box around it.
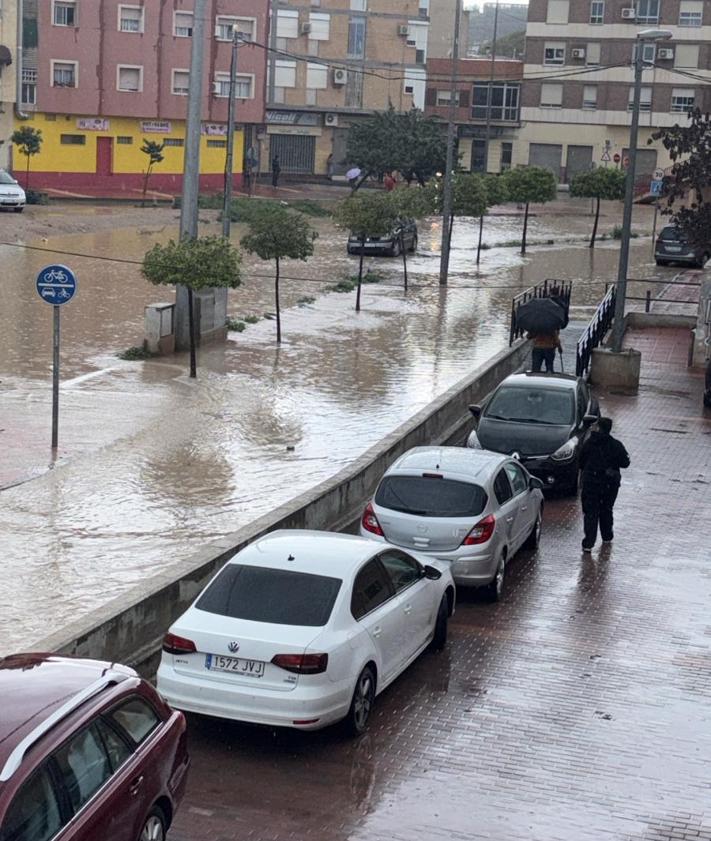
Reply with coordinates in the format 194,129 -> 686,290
21,68 -> 37,104
117,65 -> 142,92
207,140 -> 227,148
309,12 -> 330,40
419,0 -> 429,16
583,85 -> 597,108
679,0 -> 702,26
628,86 -> 652,111
215,16 -> 256,41
52,61 -> 77,87
117,136 -> 133,145
347,17 -> 366,58
164,138 -> 184,147
543,43 -> 565,65
436,90 -> 460,107
172,70 -> 190,95
589,0 -> 604,23
546,0 -> 569,23
118,5 -> 143,33
345,70 -> 363,107
674,44 -> 699,68
632,42 -> 656,64
500,142 -> 513,171
671,88 -> 695,112
540,82 -> 563,107
635,0 -> 659,24
350,0 -> 367,9
586,42 -> 601,64
53,1 -> 76,27
472,82 -> 520,121
60,134 -> 85,144
274,60 -> 297,88
174,11 -> 193,37
213,73 -> 255,98
306,62 -> 328,89
276,10 -> 299,39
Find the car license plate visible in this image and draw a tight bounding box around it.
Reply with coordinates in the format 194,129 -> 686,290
666,246 -> 681,252
205,654 -> 264,677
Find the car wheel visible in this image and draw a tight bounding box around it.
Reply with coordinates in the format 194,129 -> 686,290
139,807 -> 166,841
431,596 -> 448,650
408,235 -> 418,253
698,252 -> 710,268
390,240 -> 401,258
566,470 -> 579,497
344,665 -> 376,736
704,392 -> 711,408
655,259 -> 668,266
13,207 -> 24,214
522,512 -> 542,550
485,556 -> 505,602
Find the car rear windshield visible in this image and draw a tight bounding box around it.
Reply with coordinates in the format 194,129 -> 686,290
375,475 -> 487,517
196,564 -> 342,627
659,227 -> 682,241
486,386 -> 575,425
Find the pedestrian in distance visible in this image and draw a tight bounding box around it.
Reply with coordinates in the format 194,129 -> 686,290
383,171 -> 396,192
271,154 -> 281,188
579,416 -> 630,553
528,329 -> 562,373
326,153 -> 334,180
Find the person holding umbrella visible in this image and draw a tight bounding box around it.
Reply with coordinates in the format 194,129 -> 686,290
529,329 -> 562,373
515,297 -> 567,372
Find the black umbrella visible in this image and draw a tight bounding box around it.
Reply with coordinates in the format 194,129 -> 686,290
515,297 -> 567,333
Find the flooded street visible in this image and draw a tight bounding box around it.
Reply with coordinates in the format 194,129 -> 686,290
0,197 -> 668,652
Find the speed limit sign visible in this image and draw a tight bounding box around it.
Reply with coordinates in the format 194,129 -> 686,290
653,167 -> 664,180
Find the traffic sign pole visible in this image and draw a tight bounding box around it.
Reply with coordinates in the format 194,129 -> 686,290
52,305 -> 60,451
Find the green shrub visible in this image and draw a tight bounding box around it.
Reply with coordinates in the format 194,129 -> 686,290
327,279 -> 357,293
226,318 -> 246,332
297,295 -> 316,305
26,190 -> 49,205
118,345 -> 156,360
286,200 -> 331,217
242,314 -> 260,323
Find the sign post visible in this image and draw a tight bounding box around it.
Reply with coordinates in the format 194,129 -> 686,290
36,264 -> 77,451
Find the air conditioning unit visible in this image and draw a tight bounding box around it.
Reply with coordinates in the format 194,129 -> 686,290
324,112 -> 339,126
300,22 -> 311,34
621,8 -> 636,18
212,82 -> 224,95
657,47 -> 674,59
397,24 -> 409,36
571,48 -> 585,59
332,67 -> 348,85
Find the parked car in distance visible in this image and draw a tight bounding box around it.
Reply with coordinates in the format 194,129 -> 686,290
655,224 -> 709,268
360,446 -> 544,600
0,653 -> 189,841
467,373 -> 599,495
347,218 -> 417,257
0,171 -> 26,213
157,530 -> 454,736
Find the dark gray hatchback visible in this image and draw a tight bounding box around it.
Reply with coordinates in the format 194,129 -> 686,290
655,225 -> 710,268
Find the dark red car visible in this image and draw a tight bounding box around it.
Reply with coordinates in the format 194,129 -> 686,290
0,653 -> 189,841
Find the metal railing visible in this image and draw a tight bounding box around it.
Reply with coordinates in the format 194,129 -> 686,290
509,278 -> 572,346
576,284 -> 617,377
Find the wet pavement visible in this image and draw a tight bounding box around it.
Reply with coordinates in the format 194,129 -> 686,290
170,327 -> 711,841
0,198 -> 681,652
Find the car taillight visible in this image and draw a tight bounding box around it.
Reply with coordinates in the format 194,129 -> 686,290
162,633 -> 197,655
361,501 -> 384,536
461,514 -> 496,546
271,653 -> 329,674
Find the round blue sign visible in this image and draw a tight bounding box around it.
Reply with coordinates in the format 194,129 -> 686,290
36,264 -> 77,306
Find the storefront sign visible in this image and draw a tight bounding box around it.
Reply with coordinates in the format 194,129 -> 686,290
141,120 -> 172,133
201,123 -> 227,136
77,118 -> 109,131
266,110 -> 320,126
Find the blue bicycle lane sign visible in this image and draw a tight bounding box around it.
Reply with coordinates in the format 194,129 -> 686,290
36,264 -> 77,305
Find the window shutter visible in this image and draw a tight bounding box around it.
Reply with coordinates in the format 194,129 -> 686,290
425,87 -> 436,106
459,89 -> 470,108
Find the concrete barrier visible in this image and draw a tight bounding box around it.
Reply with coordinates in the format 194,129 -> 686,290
36,338 -> 532,671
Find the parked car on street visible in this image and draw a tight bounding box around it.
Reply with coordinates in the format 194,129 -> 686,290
360,446 -> 544,600
157,530 -> 454,736
0,171 -> 26,213
0,653 -> 189,841
655,224 -> 710,268
347,218 -> 417,257
466,373 -> 600,495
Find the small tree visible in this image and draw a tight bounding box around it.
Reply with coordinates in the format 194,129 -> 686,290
502,166 -> 557,254
241,206 -> 318,343
142,236 -> 242,378
333,192 -> 398,310
140,140 -> 165,208
426,173 -> 490,265
11,126 -> 43,191
476,174 -> 509,264
570,167 -> 626,248
389,186 -> 433,289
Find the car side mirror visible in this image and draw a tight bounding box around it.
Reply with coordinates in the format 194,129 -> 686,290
423,565 -> 442,580
583,414 -> 598,426
469,404 -> 482,419
529,477 -> 544,491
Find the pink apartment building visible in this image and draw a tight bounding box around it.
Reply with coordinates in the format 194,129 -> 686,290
14,0 -> 269,194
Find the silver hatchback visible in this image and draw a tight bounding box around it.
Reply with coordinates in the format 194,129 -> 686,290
360,447 -> 545,600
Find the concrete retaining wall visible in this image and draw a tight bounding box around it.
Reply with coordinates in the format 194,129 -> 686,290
36,339 -> 531,671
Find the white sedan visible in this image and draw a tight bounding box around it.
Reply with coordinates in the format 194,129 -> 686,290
157,530 -> 455,735
0,170 -> 26,212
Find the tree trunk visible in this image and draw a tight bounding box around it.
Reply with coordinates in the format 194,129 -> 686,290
448,213 -> 454,254
25,155 -> 30,192
187,287 -> 197,379
141,163 -> 153,209
400,230 -> 408,291
356,238 -> 364,312
476,214 -> 484,265
589,196 -> 600,248
521,202 -> 529,255
275,256 -> 282,344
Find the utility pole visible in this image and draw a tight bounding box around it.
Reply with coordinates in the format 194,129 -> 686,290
222,31 -> 242,240
477,0 -> 499,265
177,0 -> 208,374
438,0 -> 463,286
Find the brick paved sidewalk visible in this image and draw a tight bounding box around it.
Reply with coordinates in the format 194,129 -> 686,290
170,326 -> 711,841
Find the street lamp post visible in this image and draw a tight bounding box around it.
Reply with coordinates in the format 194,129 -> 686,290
610,28 -> 672,352
222,31 -> 243,240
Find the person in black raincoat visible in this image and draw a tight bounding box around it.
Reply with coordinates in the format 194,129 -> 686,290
579,416 -> 630,552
